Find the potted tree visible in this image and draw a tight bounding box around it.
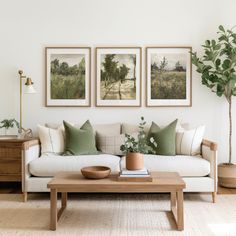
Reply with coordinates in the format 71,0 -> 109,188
120,117 -> 157,170
192,25 -> 236,188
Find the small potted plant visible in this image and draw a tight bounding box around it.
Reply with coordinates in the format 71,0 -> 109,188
0,119 -> 19,136
120,117 -> 157,170
191,25 -> 236,187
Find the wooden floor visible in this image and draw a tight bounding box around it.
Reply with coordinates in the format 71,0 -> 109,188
0,182 -> 236,194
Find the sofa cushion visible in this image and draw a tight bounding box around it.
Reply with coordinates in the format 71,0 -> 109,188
96,133 -> 125,155
63,120 -> 98,155
176,125 -> 205,156
29,154 -> 120,177
94,123 -> 121,136
120,154 -> 210,177
46,122 -> 121,136
147,119 -> 178,155
122,123 -> 150,134
96,132 -> 138,155
122,122 -> 189,135
38,125 -> 64,154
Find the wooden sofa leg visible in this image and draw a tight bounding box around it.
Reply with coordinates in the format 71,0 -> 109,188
23,192 -> 28,202
212,192 -> 216,203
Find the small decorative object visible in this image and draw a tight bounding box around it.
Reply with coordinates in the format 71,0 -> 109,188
81,166 -> 111,179
46,47 -> 91,107
0,119 -> 19,136
192,25 -> 236,188
96,47 -> 141,107
146,47 -> 192,107
120,117 -> 157,170
18,128 -> 33,139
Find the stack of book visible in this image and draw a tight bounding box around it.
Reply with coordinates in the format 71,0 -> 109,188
118,168 -> 152,182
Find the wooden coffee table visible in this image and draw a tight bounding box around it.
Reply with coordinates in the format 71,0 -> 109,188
47,171 -> 186,231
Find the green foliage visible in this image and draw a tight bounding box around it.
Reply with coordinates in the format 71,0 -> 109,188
101,54 -> 134,87
50,57 -> 85,99
0,119 -> 19,130
51,58 -> 85,76
119,64 -> 130,83
175,61 -> 185,72
101,54 -> 119,86
120,117 -> 157,154
191,25 -> 236,101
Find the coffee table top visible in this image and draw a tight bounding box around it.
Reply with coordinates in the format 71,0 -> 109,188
48,171 -> 185,193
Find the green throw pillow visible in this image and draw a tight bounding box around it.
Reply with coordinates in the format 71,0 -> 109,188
63,120 -> 98,155
147,119 -> 178,156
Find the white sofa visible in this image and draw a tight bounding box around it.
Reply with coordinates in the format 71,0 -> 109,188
21,123 -> 218,203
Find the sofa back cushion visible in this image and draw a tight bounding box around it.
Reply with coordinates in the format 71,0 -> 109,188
46,122 -> 121,135
122,123 -> 150,134
122,122 -> 189,135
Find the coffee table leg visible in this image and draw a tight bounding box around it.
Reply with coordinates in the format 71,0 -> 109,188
171,191 -> 184,231
50,189 -> 57,231
61,192 -> 67,208
171,191 -> 176,209
177,190 -> 184,231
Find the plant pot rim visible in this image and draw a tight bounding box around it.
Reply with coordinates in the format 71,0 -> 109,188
127,152 -> 141,154
218,163 -> 236,167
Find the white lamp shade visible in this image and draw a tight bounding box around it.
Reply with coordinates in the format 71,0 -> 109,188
25,85 -> 36,94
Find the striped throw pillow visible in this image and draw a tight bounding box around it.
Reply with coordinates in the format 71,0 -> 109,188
176,125 -> 205,156
38,125 -> 64,154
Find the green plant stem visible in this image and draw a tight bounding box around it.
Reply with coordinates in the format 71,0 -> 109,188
229,97 -> 232,164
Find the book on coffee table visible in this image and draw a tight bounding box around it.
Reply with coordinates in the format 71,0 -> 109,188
118,168 -> 152,182
121,168 -> 149,175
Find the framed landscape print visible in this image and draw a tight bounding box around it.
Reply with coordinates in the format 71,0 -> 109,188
146,47 -> 192,107
46,47 -> 91,107
96,47 -> 141,107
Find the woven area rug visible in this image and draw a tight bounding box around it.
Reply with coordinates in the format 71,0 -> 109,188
0,193 -> 236,236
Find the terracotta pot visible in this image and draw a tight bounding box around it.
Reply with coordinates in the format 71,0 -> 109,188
126,152 -> 144,170
218,163 -> 236,188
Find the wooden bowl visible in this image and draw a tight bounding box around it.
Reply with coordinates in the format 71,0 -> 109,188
81,166 -> 111,179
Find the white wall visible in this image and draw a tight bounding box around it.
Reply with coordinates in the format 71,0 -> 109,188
0,0 -> 235,163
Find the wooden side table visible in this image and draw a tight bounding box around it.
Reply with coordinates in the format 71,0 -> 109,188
0,136 -> 39,201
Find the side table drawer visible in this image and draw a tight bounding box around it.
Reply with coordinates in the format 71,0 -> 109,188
0,147 -> 21,160
0,160 -> 21,174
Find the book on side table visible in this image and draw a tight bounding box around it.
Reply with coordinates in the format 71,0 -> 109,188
117,168 -> 153,182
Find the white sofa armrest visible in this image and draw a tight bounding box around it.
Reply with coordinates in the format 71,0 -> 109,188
22,139 -> 40,192
201,139 -> 218,194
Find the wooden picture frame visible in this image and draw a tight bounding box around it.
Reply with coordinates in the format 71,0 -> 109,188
146,47 -> 192,107
95,47 -> 142,107
45,47 -> 91,107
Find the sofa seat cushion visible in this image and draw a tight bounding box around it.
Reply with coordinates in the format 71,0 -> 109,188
120,155 -> 210,177
29,154 -> 120,177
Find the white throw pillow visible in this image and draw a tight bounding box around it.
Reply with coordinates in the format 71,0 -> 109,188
176,125 -> 205,156
38,125 -> 64,154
